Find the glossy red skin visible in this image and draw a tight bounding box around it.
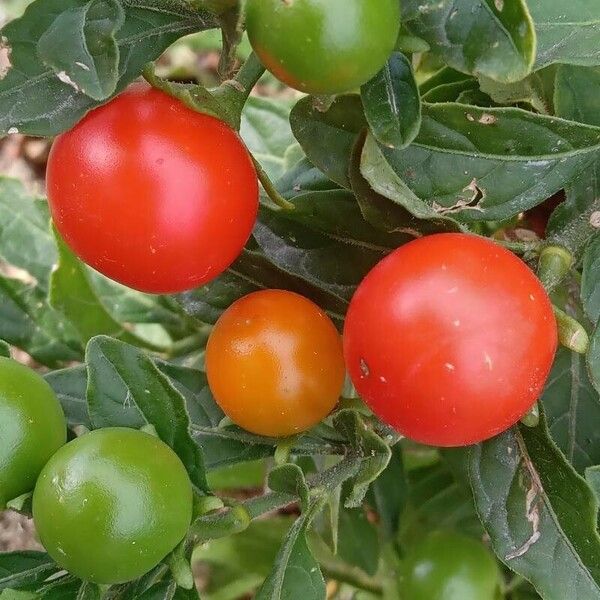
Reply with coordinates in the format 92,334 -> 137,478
46,85 -> 258,294
343,233 -> 558,447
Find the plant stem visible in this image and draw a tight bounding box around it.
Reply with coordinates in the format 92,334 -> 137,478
189,454 -> 361,543
253,157 -> 295,210
494,238 -> 541,254
212,52 -> 266,126
319,559 -> 384,596
166,329 -> 211,359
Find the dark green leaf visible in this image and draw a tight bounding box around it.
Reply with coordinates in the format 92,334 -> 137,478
36,0 -> 125,101
333,411 -> 391,508
0,275 -> 82,367
254,199 -> 389,305
478,66 -> 557,113
528,1 -> 600,70
0,340 -> 10,358
402,0 -> 535,83
403,459 -> 482,540
469,417 -> 600,600
0,0 -> 216,136
542,349 -> 600,473
420,78 -> 478,103
586,466 -> 600,508
45,365 -> 91,427
276,157 -> 340,198
549,65 -> 600,256
361,52 -> 421,150
337,506 -> 380,576
350,130 -> 461,234
375,102 -> 600,221
555,66 -> 600,126
86,335 -> 208,491
582,235 -> 600,323
586,326 -> 600,396
0,552 -> 57,592
367,445 -> 407,541
177,247 -> 347,328
254,503 -> 326,600
290,95 -> 366,189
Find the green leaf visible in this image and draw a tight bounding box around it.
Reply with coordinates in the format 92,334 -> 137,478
268,464 -> 309,510
469,416 -> 600,600
359,131 -> 461,228
361,52 -> 421,150
375,102 -> 600,221
254,502 -> 326,600
290,95 -> 366,189
542,349 -> 600,473
254,198 -> 391,305
586,466 -> 600,508
549,65 -> 600,256
44,365 -> 91,428
194,517 -> 293,599
403,458 -> 482,541
333,411 -> 391,508
49,228 -> 164,350
528,1 -> 600,70
336,505 -> 380,576
0,552 -> 57,592
478,66 -> 557,114
276,157 -> 340,198
421,78 -> 479,103
133,581 -> 200,600
0,275 -> 82,367
367,445 -> 407,541
0,591 -> 37,600
582,234 -> 600,323
350,130 -> 461,234
555,66 -> 600,127
402,0 -> 535,83
177,247 -> 348,329
36,0 -> 125,101
0,340 -> 10,358
86,335 -> 208,491
241,96 -> 294,181
586,326 -> 600,396
0,0 -> 217,136
0,178 -> 56,288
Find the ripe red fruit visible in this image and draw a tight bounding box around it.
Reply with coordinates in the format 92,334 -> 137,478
343,233 -> 558,447
47,85 -> 258,294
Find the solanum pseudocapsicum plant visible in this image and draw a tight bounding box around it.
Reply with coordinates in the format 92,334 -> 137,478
0,0 -> 600,598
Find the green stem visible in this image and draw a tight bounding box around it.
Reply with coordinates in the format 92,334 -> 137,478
253,157 -> 295,210
319,559 -> 384,596
493,238 -> 541,255
189,454 -> 361,543
212,52 -> 266,126
166,329 -> 211,359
